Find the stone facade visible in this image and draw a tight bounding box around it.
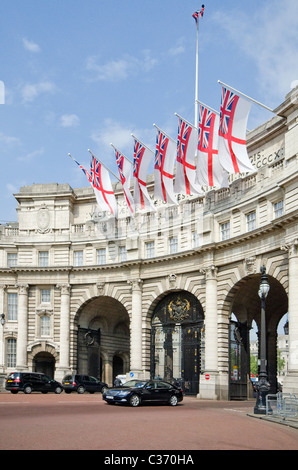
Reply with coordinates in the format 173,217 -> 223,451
0,88 -> 297,399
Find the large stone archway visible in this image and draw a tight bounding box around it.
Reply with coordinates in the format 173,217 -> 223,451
150,290 -> 204,395
75,296 -> 130,385
227,272 -> 288,399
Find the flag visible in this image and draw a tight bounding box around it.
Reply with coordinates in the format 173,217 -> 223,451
133,136 -> 155,211
114,147 -> 135,216
192,5 -> 205,24
90,155 -> 118,217
154,127 -> 177,205
70,155 -> 92,183
174,115 -> 202,196
197,103 -> 229,187
218,86 -> 255,174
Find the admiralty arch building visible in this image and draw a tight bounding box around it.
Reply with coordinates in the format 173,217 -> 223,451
0,88 -> 297,400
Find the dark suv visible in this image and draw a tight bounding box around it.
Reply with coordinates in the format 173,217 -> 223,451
5,372 -> 63,394
62,374 -> 108,394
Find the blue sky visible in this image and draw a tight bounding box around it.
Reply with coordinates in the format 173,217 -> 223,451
1,0 -> 298,222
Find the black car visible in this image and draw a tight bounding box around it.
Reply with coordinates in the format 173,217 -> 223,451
5,372 -> 63,394
102,379 -> 183,407
62,374 -> 108,394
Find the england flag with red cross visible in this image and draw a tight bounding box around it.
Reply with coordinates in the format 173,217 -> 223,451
218,86 -> 254,174
154,126 -> 177,205
174,115 -> 202,196
90,155 -> 118,217
197,103 -> 229,188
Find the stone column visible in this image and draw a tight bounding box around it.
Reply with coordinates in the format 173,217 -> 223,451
56,284 -> 70,380
16,285 -> 29,370
129,278 -> 143,378
283,239 -> 298,394
198,266 -> 219,399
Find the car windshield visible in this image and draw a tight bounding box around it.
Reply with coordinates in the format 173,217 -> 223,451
122,380 -> 147,388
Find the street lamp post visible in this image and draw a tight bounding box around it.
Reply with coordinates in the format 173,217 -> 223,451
1,314 -> 5,374
254,266 -> 270,414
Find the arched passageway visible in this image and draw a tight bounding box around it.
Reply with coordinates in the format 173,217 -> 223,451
76,296 -> 130,385
150,291 -> 204,395
229,273 -> 288,400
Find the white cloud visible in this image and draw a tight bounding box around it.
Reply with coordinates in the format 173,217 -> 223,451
90,118 -> 155,158
22,38 -> 41,53
86,50 -> 158,82
21,81 -> 57,103
168,38 -> 186,57
17,147 -> 45,163
0,132 -> 20,146
212,0 -> 298,100
60,114 -> 80,128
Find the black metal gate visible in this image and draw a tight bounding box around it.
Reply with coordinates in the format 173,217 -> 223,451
151,292 -> 204,395
229,320 -> 249,400
77,327 -> 101,378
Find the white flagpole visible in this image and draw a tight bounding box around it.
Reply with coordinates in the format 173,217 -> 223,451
88,149 -> 120,182
174,112 -> 197,130
153,123 -> 176,143
218,80 -> 274,113
110,143 -> 134,165
195,99 -> 220,116
194,16 -> 199,129
131,134 -> 155,155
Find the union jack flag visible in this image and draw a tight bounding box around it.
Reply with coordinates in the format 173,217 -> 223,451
133,140 -> 146,182
192,5 -> 205,24
116,150 -> 126,184
90,155 -> 117,216
114,147 -> 135,216
154,128 -> 176,204
155,130 -> 169,170
72,157 -> 92,183
174,116 -> 201,196
197,104 -> 229,188
219,87 -> 240,137
177,118 -> 194,168
218,85 -> 254,174
132,136 -> 155,211
198,105 -> 215,151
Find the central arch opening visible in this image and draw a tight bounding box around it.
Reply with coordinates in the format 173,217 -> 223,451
150,291 -> 204,395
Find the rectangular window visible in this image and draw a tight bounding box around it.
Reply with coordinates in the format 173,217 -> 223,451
74,250 -> 84,266
246,211 -> 256,232
169,237 -> 178,254
7,339 -> 16,368
97,248 -> 106,265
8,293 -> 18,321
7,253 -> 17,268
145,241 -> 155,259
220,221 -> 230,241
39,251 -> 49,267
41,289 -> 51,303
119,246 -> 127,262
273,200 -> 284,218
41,316 -> 50,336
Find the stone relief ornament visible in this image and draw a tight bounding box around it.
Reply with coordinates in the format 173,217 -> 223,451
37,205 -> 51,233
168,296 -> 190,322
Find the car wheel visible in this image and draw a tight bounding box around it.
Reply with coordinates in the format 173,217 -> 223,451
169,395 -> 178,406
77,385 -> 85,394
24,385 -> 32,394
11,390 -> 18,394
129,394 -> 141,407
54,386 -> 63,394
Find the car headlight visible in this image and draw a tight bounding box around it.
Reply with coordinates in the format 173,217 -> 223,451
117,390 -> 130,397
